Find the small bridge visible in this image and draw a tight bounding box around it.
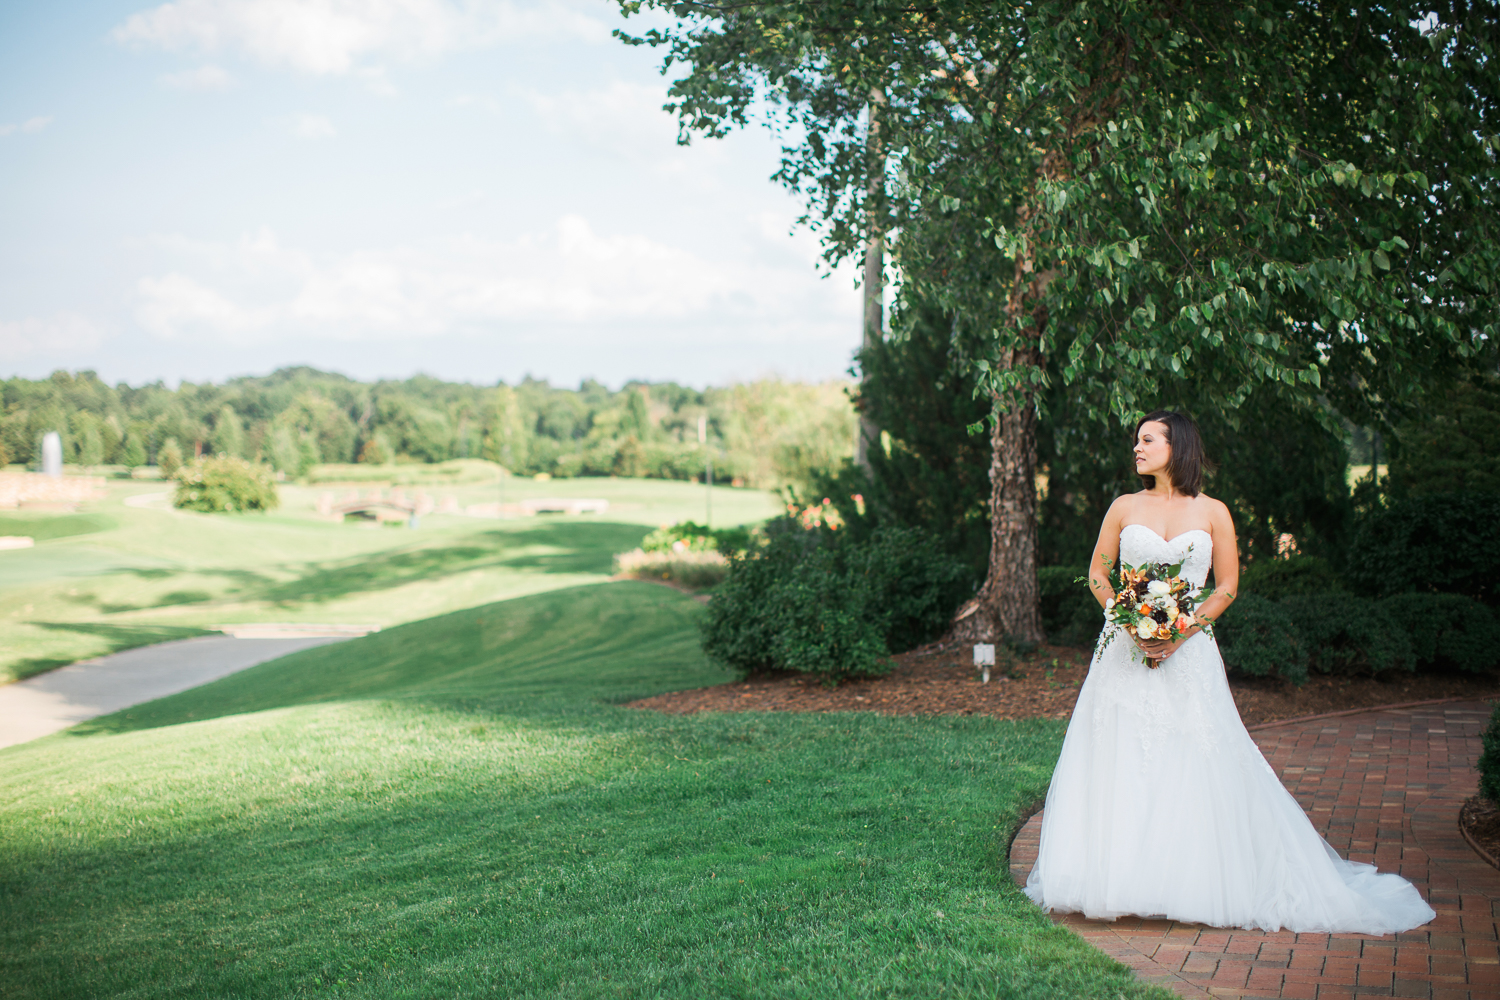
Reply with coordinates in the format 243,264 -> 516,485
331,499 -> 417,523
318,489 -> 439,524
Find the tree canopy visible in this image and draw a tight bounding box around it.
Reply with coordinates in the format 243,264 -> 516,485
622,0 -> 1497,424
618,0 -> 1498,641
0,368 -> 856,493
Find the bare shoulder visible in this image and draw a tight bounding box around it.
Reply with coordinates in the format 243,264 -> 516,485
1196,494 -> 1235,528
1107,492 -> 1145,517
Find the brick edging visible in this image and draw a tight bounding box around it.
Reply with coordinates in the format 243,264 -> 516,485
1458,798 -> 1500,873
1244,693 -> 1500,732
1004,796 -> 1045,885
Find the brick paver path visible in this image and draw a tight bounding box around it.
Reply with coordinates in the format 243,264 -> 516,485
1008,700 -> 1500,999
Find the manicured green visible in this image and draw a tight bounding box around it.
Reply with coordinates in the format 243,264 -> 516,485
0,582 -> 1162,999
0,477 -> 777,684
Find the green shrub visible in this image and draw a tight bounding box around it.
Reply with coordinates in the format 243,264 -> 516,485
613,548 -> 729,590
1285,592 -> 1412,677
1239,555 -> 1344,595
1480,703 -> 1500,803
1216,593 -> 1310,683
1378,593 -> 1500,673
156,438 -> 183,478
641,520 -> 754,556
172,457 -> 280,513
842,526 -> 971,653
1216,589 -> 1499,685
1037,565 -> 1101,647
1344,492 -> 1500,607
700,523 -> 967,682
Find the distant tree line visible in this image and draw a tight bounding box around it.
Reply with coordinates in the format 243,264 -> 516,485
0,367 -> 857,491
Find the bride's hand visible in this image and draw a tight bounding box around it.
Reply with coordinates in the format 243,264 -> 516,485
1139,637 -> 1184,661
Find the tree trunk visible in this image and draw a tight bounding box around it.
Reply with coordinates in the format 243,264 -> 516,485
952,345 -> 1045,645
854,91 -> 885,474
951,150 -> 1067,646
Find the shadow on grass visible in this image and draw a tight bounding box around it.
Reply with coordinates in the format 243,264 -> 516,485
251,520 -> 648,607
68,581 -> 717,737
11,623 -> 212,683
0,512 -> 116,541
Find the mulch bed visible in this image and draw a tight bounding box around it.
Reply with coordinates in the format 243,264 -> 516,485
627,638 -> 1500,730
1460,797 -> 1500,871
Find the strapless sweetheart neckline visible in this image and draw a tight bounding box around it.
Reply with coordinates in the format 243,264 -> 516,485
1120,523 -> 1212,545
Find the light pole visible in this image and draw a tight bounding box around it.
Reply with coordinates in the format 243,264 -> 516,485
499,444 -> 512,521
698,414 -> 711,528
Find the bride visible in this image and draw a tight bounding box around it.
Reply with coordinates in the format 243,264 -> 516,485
1023,410 -> 1435,933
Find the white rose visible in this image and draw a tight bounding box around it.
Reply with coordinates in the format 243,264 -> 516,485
1147,580 -> 1172,597
1105,597 -> 1115,611
1163,595 -> 1178,610
1136,621 -> 1156,639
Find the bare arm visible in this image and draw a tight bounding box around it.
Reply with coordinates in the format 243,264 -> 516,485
1193,500 -> 1239,628
1088,497 -> 1129,610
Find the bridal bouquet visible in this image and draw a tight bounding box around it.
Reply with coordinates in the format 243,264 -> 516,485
1095,552 -> 1214,666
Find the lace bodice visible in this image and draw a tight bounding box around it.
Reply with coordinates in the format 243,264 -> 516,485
1119,524 -> 1213,588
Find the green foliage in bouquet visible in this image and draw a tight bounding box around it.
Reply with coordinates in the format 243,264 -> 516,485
700,522 -> 968,682
1480,704 -> 1500,804
172,456 -> 280,513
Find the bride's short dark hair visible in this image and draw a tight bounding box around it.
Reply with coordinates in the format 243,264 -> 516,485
1135,410 -> 1214,496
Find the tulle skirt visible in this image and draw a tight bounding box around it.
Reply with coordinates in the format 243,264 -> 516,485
1023,629 -> 1435,934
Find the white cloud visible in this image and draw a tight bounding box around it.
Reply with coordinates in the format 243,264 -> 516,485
0,313 -> 106,357
112,0 -> 608,75
133,218 -> 858,346
0,116 -> 54,137
161,64 -> 233,89
290,112 -> 336,138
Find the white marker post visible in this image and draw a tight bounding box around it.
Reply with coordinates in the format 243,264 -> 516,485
974,643 -> 996,684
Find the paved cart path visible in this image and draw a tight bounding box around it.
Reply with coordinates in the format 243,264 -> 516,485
1010,700 -> 1500,1000
0,635 -> 350,750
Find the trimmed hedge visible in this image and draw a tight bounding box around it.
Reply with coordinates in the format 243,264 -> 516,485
1344,492 -> 1500,607
700,524 -> 969,682
1239,555 -> 1344,595
1038,561 -> 1500,685
1217,590 -> 1500,685
1481,703 -> 1500,804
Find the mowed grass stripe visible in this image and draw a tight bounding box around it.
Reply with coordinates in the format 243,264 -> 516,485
0,582 -> 1166,999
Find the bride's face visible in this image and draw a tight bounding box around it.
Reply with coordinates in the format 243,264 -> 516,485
1134,421 -> 1172,480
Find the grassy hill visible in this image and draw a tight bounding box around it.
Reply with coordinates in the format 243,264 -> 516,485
0,475 -> 777,683
0,582 -> 1162,999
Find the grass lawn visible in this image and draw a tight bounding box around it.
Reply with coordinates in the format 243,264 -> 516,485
0,582 -> 1164,999
0,473 -> 778,684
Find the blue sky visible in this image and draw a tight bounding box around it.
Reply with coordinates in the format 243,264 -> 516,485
0,0 -> 863,388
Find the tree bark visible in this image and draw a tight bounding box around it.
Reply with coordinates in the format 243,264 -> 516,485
951,149 -> 1068,646
855,91 -> 885,473
952,345 -> 1045,645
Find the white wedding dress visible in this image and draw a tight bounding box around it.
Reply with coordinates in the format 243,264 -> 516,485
1024,524 -> 1435,933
